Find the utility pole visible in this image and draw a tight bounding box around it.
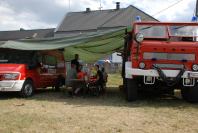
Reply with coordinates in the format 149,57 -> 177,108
99,0 -> 102,10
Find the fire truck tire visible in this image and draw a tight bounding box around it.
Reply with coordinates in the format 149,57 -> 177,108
181,86 -> 198,103
123,78 -> 127,93
20,80 -> 34,98
126,78 -> 138,102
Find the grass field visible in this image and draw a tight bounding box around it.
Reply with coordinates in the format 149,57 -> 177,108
0,74 -> 198,133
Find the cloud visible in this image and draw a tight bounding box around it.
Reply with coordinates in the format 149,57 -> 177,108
152,0 -> 195,22
0,2 -> 55,30
0,0 -> 196,31
123,0 -> 195,22
0,0 -> 69,30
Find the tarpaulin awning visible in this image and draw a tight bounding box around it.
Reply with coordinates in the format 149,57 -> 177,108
0,41 -> 5,45
0,28 -> 128,62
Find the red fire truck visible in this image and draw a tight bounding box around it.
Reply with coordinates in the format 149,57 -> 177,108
123,22 -> 198,102
0,49 -> 66,97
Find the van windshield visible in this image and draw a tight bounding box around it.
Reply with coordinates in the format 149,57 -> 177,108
0,50 -> 36,64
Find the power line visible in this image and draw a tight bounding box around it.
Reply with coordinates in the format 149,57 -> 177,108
152,0 -> 185,17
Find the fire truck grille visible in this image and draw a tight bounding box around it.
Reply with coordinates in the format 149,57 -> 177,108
143,52 -> 195,61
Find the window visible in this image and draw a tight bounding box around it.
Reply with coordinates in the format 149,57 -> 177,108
44,55 -> 57,66
137,25 -> 167,38
0,51 -> 35,64
169,26 -> 198,37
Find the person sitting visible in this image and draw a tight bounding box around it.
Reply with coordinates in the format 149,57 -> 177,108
89,65 -> 97,79
77,65 -> 86,80
74,64 -> 87,95
94,65 -> 104,93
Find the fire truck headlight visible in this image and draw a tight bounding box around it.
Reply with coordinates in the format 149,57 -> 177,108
139,62 -> 145,69
192,64 -> 198,71
184,78 -> 191,85
135,33 -> 144,43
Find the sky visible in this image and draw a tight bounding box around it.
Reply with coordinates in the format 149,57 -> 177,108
0,0 -> 196,31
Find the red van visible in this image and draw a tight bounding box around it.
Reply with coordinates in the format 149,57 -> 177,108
0,49 -> 66,97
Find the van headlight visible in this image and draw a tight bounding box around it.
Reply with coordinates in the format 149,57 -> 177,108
135,33 -> 144,43
192,64 -> 198,71
3,73 -> 20,80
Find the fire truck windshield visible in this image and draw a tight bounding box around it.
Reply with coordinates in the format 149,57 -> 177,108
169,26 -> 198,37
137,25 -> 167,38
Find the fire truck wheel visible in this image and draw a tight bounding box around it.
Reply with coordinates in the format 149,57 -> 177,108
20,80 -> 34,98
181,85 -> 198,103
126,78 -> 138,102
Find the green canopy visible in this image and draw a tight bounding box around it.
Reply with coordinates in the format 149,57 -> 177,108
0,28 -> 127,63
0,41 -> 5,45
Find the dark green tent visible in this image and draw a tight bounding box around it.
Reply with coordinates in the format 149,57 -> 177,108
0,28 -> 127,62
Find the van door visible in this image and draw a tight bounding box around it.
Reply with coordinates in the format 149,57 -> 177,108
36,53 -> 47,88
41,55 -> 57,87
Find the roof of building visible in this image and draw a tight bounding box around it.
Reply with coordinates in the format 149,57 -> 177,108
56,5 -> 158,32
0,28 -> 55,41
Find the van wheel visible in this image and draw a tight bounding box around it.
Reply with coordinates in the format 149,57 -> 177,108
20,80 -> 34,97
125,78 -> 138,102
54,76 -> 65,91
181,85 -> 198,103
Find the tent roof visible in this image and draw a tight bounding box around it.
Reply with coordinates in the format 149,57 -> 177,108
0,28 -> 126,62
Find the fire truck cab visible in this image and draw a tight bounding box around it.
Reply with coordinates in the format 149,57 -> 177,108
0,49 -> 66,97
123,22 -> 198,102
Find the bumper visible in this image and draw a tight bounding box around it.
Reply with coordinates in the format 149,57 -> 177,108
0,80 -> 25,92
125,62 -> 198,79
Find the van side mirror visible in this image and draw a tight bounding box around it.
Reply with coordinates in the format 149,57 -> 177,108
26,65 -> 35,70
27,62 -> 38,70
